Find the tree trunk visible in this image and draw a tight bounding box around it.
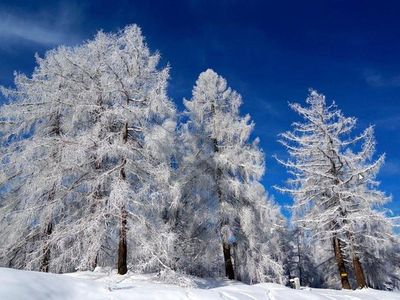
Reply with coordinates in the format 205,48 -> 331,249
117,205 -> 128,275
353,255 -> 367,288
297,232 -> 303,286
210,100 -> 235,280
223,242 -> 235,280
346,231 -> 367,289
117,121 -> 129,275
333,236 -> 351,289
40,222 -> 53,272
40,113 -> 61,273
216,167 -> 234,279
91,253 -> 98,271
214,140 -> 235,279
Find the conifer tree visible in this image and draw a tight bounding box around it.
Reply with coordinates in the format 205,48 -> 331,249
0,48 -> 81,271
0,25 -> 177,274
277,90 -> 398,289
179,69 -> 284,282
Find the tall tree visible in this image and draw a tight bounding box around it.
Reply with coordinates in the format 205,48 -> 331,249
277,90 -> 397,289
0,48 -> 83,272
0,25 -> 177,274
56,25 -> 177,274
179,69 -> 284,282
342,132 -> 399,289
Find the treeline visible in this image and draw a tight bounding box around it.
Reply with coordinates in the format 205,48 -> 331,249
0,25 -> 398,290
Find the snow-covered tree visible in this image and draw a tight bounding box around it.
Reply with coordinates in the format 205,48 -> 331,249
276,90 -> 398,289
282,225 -> 326,288
0,25 -> 177,275
176,69 -> 284,282
54,25 -> 177,274
338,126 -> 399,289
0,48 -> 82,271
232,182 -> 286,283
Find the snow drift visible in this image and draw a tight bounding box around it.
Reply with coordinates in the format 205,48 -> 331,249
0,267 -> 399,300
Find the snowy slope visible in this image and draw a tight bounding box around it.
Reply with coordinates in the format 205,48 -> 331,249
0,267 -> 399,300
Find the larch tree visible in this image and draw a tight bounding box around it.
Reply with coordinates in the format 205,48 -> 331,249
232,182 -> 286,283
0,47 -> 82,272
276,90 -> 353,288
0,25 -> 177,275
276,90 -> 397,289
178,69 -> 284,282
169,121 -> 223,277
52,25 -> 177,274
341,131 -> 399,288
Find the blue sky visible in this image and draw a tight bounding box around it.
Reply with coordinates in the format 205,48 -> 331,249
0,0 -> 399,218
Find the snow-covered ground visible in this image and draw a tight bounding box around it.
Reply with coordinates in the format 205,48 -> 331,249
0,267 -> 399,300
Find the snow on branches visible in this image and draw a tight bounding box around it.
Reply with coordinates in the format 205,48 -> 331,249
0,24 -> 397,291
276,90 -> 398,289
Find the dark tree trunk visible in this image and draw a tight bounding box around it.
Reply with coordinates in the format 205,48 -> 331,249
40,222 -> 53,272
118,205 -> 128,275
333,236 -> 351,289
217,186 -> 235,279
223,242 -> 235,279
346,231 -> 367,289
117,122 -> 129,275
122,122 -> 128,142
297,231 -> 303,286
91,253 -> 98,271
214,138 -> 235,280
353,255 -> 367,288
327,150 -> 351,290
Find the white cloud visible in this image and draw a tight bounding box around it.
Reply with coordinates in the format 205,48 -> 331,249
364,70 -> 400,87
0,7 -> 81,47
374,115 -> 400,131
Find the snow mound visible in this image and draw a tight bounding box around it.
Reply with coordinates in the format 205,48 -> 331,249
0,267 -> 399,300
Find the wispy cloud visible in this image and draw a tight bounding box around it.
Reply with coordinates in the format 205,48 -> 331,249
381,160 -> 400,177
0,6 -> 82,47
261,101 -> 280,116
364,70 -> 400,87
375,115 -> 400,131
251,97 -> 282,118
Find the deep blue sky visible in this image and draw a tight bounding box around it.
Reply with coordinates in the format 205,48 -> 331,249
1,0 -> 399,218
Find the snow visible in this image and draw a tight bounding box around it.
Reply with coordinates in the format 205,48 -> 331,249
0,267 -> 399,300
